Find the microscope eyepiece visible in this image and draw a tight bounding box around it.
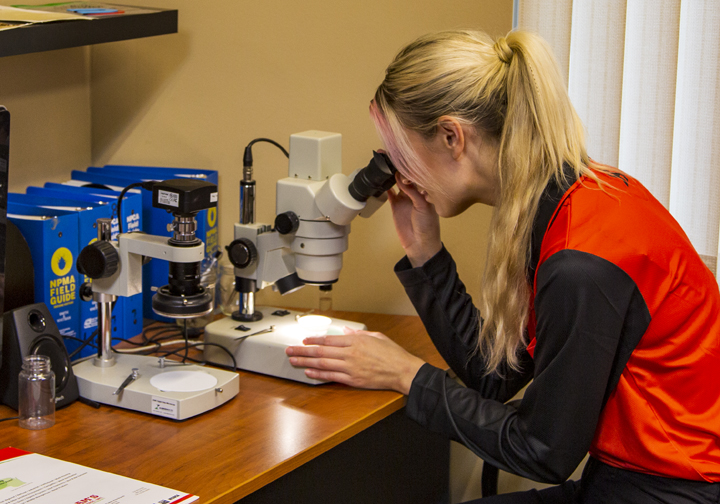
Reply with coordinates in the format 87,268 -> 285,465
348,151 -> 397,202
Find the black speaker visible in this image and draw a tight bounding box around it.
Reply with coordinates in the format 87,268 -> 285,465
0,303 -> 79,409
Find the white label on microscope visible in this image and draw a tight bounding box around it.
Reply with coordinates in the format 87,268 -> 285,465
158,190 -> 179,207
152,396 -> 179,419
210,192 -> 218,203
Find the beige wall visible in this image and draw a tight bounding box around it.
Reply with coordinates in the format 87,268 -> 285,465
89,0 -> 510,315
0,46 -> 92,192
1,5 -> 515,501
0,3 -> 587,502
0,0 -> 511,316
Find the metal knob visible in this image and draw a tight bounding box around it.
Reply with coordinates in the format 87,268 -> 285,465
226,238 -> 258,269
77,241 -> 119,279
274,211 -> 300,235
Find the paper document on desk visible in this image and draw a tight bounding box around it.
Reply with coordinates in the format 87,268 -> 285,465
0,447 -> 197,504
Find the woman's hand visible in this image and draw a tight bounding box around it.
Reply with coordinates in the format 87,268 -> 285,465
387,174 -> 442,268
285,327 -> 425,394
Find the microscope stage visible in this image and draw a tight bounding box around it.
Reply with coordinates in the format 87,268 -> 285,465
203,307 -> 366,384
72,354 -> 239,420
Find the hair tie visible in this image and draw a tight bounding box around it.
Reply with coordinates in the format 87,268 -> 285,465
493,37 -> 513,65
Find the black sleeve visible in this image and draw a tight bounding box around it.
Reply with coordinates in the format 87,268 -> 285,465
395,246 -> 533,402
403,249 -> 649,483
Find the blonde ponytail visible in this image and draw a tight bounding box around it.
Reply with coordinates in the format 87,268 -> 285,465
373,30 -> 599,374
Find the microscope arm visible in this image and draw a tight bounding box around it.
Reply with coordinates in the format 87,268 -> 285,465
232,223 -> 296,291
91,233 -> 205,298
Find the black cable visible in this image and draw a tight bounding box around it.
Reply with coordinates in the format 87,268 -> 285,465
243,138 -> 289,170
158,342 -> 237,372
71,299 -> 122,360
150,333 -> 184,345
111,336 -> 203,356
140,322 -> 181,343
63,335 -> 98,348
116,182 -> 145,235
64,336 -> 98,360
68,329 -> 98,359
142,328 -> 182,345
79,397 -> 101,409
143,320 -> 172,330
0,417 -> 19,423
144,319 -> 178,328
142,322 -> 178,332
116,181 -> 155,234
110,337 -> 146,346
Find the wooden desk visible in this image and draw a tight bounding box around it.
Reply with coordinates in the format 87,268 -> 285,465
0,311 -> 449,503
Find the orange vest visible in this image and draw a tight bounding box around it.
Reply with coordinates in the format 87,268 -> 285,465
528,171 -> 720,481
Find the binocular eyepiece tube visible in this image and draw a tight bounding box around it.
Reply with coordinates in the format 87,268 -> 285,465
348,151 -> 397,202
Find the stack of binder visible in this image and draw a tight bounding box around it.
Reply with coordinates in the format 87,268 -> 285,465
7,164 -> 218,359
7,189 -> 141,359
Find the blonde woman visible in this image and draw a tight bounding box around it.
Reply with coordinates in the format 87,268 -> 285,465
286,30 -> 720,503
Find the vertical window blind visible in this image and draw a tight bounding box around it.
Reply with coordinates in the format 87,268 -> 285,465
518,1 -> 720,273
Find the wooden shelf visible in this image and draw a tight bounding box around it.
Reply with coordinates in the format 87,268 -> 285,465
0,6 -> 177,57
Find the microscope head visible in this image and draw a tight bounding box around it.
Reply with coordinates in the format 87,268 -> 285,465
231,131 -> 398,311
274,135 -> 397,286
151,179 -> 218,318
77,178 -> 218,320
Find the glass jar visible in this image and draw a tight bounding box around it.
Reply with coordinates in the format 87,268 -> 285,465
318,284 -> 333,312
18,354 -> 55,430
219,262 -> 239,316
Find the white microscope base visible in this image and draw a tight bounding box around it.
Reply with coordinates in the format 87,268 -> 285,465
72,353 -> 239,420
203,307 -> 366,385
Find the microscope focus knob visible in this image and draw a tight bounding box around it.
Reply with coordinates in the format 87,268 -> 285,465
226,238 -> 258,269
274,211 -> 300,235
77,241 -> 119,279
79,282 -> 94,302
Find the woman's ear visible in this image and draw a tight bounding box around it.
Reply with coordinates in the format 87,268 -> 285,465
437,117 -> 465,160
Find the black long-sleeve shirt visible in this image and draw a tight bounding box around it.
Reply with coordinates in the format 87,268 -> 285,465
397,244 -> 644,483
393,170 -> 707,483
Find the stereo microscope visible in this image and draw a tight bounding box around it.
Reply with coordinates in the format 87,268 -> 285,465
72,179 -> 239,419
203,131 -> 397,384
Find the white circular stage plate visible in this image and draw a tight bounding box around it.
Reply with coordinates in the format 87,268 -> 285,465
150,370 -> 218,392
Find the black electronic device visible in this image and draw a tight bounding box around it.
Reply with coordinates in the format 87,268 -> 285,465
4,221 -> 34,313
152,178 -> 218,216
0,303 -> 79,410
